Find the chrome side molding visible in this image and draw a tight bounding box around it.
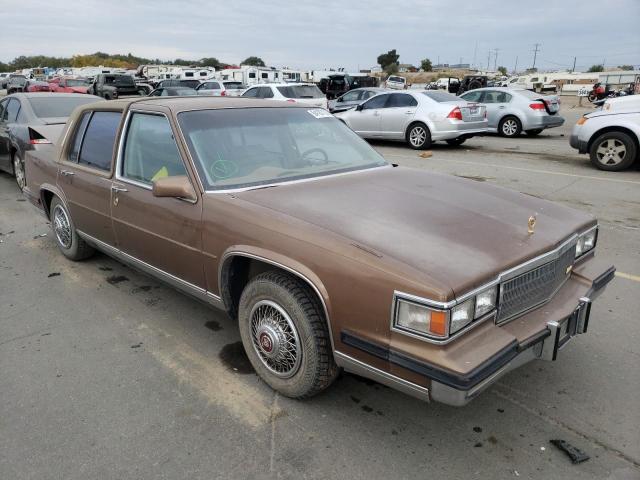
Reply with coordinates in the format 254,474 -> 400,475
77,230 -> 225,310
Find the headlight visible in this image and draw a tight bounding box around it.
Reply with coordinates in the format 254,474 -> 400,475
575,227 -> 597,258
393,285 -> 498,342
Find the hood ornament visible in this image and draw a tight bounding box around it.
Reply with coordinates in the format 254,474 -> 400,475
528,215 -> 537,235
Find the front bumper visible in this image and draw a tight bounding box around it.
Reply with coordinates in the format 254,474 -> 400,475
569,133 -> 589,154
430,265 -> 615,406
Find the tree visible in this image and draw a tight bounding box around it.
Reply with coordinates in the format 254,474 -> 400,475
588,64 -> 604,72
384,63 -> 399,75
200,57 -> 221,68
618,65 -> 634,71
420,58 -> 432,72
242,56 -> 266,67
377,49 -> 400,70
497,66 -> 507,76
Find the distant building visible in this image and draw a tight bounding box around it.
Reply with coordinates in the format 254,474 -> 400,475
398,64 -> 417,73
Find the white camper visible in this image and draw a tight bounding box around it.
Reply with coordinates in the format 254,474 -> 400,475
219,66 -> 282,86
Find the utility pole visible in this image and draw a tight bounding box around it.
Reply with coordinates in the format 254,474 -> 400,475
487,51 -> 491,71
532,43 -> 541,69
513,56 -> 518,74
493,48 -> 500,71
473,41 -> 478,70
572,57 -> 576,72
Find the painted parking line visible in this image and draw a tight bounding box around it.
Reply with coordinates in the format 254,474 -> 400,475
616,271 -> 640,283
383,154 -> 640,186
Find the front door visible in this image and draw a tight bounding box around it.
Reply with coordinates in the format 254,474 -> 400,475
348,93 -> 389,137
481,90 -> 512,129
111,110 -> 206,289
56,109 -> 120,246
379,93 -> 418,139
0,98 -> 12,172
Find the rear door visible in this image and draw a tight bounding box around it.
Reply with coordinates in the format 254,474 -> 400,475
0,98 -> 11,171
478,90 -> 508,128
111,110 -> 205,288
346,93 -> 389,137
56,110 -> 121,246
379,93 -> 418,139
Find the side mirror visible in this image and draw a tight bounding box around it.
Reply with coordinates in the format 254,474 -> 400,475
152,175 -> 196,201
355,104 -> 364,111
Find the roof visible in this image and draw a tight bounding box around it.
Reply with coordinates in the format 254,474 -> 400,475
8,92 -> 98,100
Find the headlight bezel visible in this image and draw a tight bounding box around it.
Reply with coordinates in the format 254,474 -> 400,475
575,225 -> 598,260
392,282 -> 499,344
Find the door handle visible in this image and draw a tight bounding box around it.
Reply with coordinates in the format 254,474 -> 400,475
499,106 -> 505,109
111,186 -> 128,193
405,111 -> 414,114
60,170 -> 75,176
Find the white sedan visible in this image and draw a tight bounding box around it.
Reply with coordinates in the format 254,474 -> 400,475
335,90 -> 488,149
241,83 -> 327,108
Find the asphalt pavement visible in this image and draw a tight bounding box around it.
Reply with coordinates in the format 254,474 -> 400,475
1,103 -> 639,480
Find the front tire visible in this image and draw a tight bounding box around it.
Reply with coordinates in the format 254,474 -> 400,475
49,197 -> 95,261
499,116 -> 522,137
589,131 -> 637,171
238,271 -> 338,399
12,151 -> 26,191
406,123 -> 432,150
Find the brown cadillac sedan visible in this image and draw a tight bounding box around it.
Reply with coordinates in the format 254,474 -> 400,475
24,97 -> 615,406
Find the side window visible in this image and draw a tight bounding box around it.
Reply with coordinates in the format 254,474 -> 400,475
78,111 -> 121,171
242,87 -> 259,98
341,91 -> 360,102
122,113 -> 187,185
261,87 -> 274,99
0,99 -> 8,121
482,91 -> 498,103
68,112 -> 92,162
5,99 -> 20,122
248,72 -> 256,79
261,72 -> 268,79
208,82 -> 220,89
387,93 -> 418,108
362,94 -> 389,110
495,92 -> 512,103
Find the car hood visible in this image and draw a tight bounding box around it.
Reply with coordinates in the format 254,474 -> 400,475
235,167 -> 595,297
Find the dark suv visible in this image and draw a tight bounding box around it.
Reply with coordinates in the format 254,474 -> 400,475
88,74 -> 143,100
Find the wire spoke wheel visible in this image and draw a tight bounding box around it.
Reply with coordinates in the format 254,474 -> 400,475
250,300 -> 301,378
52,204 -> 72,249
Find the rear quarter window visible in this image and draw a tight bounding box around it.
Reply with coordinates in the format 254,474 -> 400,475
76,111 -> 122,171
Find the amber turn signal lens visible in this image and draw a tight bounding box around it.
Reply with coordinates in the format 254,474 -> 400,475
429,311 -> 447,336
576,117 -> 588,125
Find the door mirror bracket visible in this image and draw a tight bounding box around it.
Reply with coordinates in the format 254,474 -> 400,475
152,175 -> 197,201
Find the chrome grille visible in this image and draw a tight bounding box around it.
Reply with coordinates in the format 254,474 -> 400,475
497,245 -> 576,324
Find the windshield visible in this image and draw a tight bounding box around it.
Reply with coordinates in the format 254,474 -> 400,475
66,79 -> 90,87
178,107 -> 387,190
105,75 -> 135,86
28,96 -> 102,118
276,85 -> 324,99
421,91 -> 460,102
388,76 -> 405,83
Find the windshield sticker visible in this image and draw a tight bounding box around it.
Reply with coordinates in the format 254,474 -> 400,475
307,109 -> 332,119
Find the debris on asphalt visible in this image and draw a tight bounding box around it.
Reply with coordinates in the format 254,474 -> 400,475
33,233 -> 47,239
550,439 -> 590,464
47,272 -> 60,278
106,275 -> 129,285
418,151 -> 433,158
473,426 -> 482,433
131,343 -> 143,349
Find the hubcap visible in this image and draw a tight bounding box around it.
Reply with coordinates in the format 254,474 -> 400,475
250,300 -> 301,378
13,155 -> 25,190
409,127 -> 426,147
52,204 -> 72,249
596,139 -> 626,165
502,119 -> 518,136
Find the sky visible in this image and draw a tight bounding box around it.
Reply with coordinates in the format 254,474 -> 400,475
1,0 -> 639,72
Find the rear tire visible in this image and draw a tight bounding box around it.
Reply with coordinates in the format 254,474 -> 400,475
12,151 -> 26,191
589,131 -> 637,171
238,271 -> 338,399
446,138 -> 466,146
525,129 -> 543,136
499,116 -> 522,137
49,197 -> 95,261
406,123 -> 432,150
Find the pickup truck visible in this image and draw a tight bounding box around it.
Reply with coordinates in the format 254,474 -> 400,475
24,97 -> 614,406
87,74 -> 145,100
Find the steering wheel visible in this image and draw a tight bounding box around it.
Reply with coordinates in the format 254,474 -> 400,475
301,147 -> 329,166
209,159 -> 239,180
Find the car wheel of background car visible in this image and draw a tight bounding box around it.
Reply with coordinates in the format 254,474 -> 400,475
406,123 -> 432,150
525,129 -> 543,136
589,131 -> 637,171
468,80 -> 482,90
445,138 -> 466,146
104,94 -> 111,100
499,116 -> 522,137
12,152 -> 26,191
238,270 -> 338,399
49,197 -> 95,261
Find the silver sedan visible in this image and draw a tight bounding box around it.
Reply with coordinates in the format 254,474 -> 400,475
460,87 -> 564,137
328,87 -> 386,113
335,90 -> 488,149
